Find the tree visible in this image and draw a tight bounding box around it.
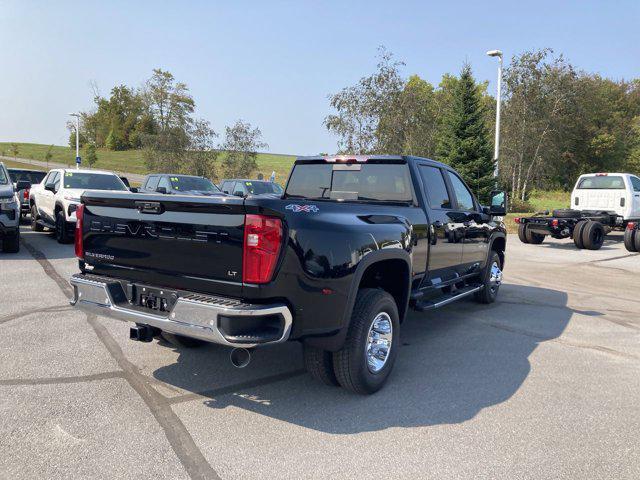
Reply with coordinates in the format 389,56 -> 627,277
182,119 -> 219,179
377,75 -> 440,158
220,120 -> 267,177
500,49 -> 576,199
44,144 -> 54,167
84,143 -> 98,168
10,143 -> 19,159
143,69 -> 194,133
325,47 -> 405,153
436,64 -> 495,202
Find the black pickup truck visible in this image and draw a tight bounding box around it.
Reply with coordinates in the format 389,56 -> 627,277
70,155 -> 507,394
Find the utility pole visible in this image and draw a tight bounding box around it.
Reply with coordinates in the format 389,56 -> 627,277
69,113 -> 81,169
486,50 -> 503,181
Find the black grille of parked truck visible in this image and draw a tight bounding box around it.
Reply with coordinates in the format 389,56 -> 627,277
69,155 -> 507,394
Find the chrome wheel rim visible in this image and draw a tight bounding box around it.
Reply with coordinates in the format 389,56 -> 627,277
489,262 -> 502,293
366,312 -> 393,373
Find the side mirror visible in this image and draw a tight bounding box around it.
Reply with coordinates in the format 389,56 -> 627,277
156,186 -> 167,194
16,180 -> 31,191
233,191 -> 244,197
129,187 -> 138,193
45,183 -> 56,193
489,190 -> 507,216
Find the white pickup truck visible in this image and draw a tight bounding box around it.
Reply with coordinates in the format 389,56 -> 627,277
516,172 -> 640,250
29,168 -> 129,243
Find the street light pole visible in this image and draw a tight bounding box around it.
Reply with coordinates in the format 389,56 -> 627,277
486,50 -> 503,181
69,113 -> 80,169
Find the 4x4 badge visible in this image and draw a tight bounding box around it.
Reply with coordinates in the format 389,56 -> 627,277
286,204 -> 319,213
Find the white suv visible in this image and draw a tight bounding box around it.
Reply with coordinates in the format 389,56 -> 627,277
30,168 -> 129,243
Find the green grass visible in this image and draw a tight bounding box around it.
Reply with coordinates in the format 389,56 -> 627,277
527,189 -> 570,212
0,158 -> 47,170
0,142 -> 297,182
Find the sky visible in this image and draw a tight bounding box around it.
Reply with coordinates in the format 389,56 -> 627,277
1,0 -> 638,155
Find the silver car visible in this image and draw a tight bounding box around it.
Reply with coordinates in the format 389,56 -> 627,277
0,162 -> 22,253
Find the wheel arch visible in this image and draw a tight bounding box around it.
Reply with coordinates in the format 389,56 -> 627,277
305,249 -> 412,352
489,233 -> 506,268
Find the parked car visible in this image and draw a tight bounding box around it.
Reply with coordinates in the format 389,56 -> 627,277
140,174 -> 225,196
0,162 -> 24,253
69,155 -> 507,394
7,168 -> 47,219
29,168 -> 129,243
220,179 -> 284,197
516,173 -> 640,250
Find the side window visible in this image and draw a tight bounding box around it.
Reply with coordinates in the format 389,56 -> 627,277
233,182 -> 245,196
221,181 -> 233,194
447,172 -> 475,211
47,172 -> 59,189
631,176 -> 640,192
146,176 -> 160,191
418,165 -> 451,209
158,177 -> 171,190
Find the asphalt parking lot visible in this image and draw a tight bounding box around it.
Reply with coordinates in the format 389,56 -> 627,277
1,225 -> 639,479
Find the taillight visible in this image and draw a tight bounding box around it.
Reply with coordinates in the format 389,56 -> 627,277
514,217 -> 521,224
242,214 -> 283,284
24,189 -> 29,200
551,219 -> 559,227
628,222 -> 636,230
74,204 -> 85,260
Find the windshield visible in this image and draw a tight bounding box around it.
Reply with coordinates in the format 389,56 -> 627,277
8,169 -> 46,185
62,172 -> 128,190
244,181 -> 283,195
577,176 -> 625,189
285,162 -> 413,202
0,166 -> 7,184
170,176 -> 220,192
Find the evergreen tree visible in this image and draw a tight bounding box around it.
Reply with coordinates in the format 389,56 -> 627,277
436,64 -> 495,202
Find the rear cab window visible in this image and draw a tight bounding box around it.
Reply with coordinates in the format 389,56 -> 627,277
577,175 -> 625,189
285,161 -> 414,203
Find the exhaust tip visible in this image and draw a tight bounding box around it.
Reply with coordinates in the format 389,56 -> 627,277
230,348 -> 251,368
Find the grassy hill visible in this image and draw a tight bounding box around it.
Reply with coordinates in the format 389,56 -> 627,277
0,142 -> 297,182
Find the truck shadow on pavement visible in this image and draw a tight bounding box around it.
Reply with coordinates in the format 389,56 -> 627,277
153,283 -> 577,434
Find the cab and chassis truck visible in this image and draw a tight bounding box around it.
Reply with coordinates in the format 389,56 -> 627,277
516,173 -> 640,250
69,155 -> 507,394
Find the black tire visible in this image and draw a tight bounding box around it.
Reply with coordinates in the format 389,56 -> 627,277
525,227 -> 545,244
303,344 -> 339,386
582,221 -> 605,250
553,209 -> 582,219
332,288 -> 400,395
30,205 -> 43,232
475,251 -> 502,304
634,228 -> 640,252
2,229 -> 20,253
573,220 -> 588,249
517,223 -> 529,244
55,211 -> 71,244
624,228 -> 637,252
160,332 -> 207,348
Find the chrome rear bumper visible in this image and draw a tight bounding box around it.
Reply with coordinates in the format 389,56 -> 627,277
69,273 -> 292,348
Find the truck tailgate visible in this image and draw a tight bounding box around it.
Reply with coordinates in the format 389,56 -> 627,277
80,191 -> 245,294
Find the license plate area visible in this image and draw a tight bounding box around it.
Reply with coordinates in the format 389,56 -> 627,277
133,284 -> 178,313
